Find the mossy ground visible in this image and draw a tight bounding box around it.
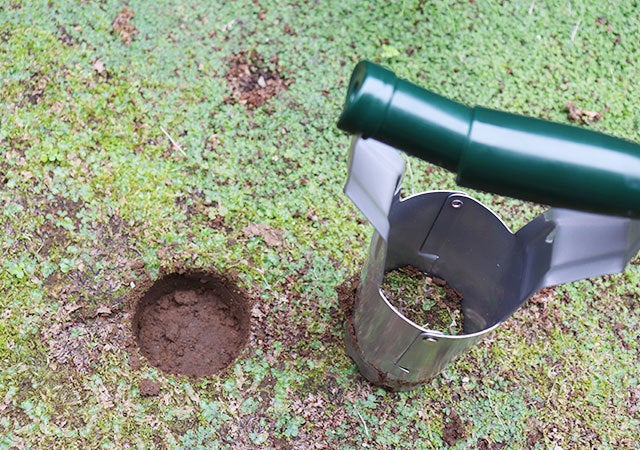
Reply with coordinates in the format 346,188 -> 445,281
1,1 -> 639,448
381,266 -> 464,335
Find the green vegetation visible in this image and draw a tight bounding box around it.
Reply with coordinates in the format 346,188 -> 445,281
381,266 -> 464,334
1,0 -> 638,448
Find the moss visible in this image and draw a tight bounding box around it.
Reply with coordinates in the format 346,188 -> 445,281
381,266 -> 464,334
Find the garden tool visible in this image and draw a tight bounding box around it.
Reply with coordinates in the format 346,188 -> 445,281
338,61 -> 640,391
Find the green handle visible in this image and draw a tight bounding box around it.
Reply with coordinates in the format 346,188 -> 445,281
338,61 -> 640,218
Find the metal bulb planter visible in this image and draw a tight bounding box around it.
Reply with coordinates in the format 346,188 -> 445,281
338,61 -> 640,391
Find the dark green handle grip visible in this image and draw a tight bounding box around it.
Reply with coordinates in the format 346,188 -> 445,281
338,60 -> 640,218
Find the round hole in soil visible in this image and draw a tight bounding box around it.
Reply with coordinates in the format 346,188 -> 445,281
133,272 -> 251,377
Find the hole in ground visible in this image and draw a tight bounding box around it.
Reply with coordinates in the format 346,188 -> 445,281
133,271 -> 251,376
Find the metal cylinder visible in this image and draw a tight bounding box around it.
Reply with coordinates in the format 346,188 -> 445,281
344,190 -> 514,390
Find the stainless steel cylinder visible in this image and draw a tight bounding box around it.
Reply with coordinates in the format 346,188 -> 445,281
344,191 -> 510,390
343,137 -> 640,391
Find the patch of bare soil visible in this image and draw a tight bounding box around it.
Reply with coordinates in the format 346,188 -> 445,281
336,273 -> 360,357
20,72 -> 48,106
139,379 -> 161,397
242,222 -> 285,247
525,427 -> 544,448
565,101 -> 603,124
224,51 -> 289,109
628,385 -> 640,417
336,273 -> 359,319
133,272 -> 251,376
478,437 -> 507,450
381,265 -> 464,334
442,409 -> 468,446
112,7 -> 137,46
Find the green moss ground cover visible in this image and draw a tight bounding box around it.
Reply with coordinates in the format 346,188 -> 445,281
1,0 -> 638,448
381,266 -> 464,334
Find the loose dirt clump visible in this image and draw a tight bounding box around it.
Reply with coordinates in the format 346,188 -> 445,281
242,222 -> 285,247
336,273 -> 359,318
133,272 -> 251,376
565,101 -> 603,124
112,8 -> 137,46
139,379 -> 161,397
442,409 -> 468,446
381,265 -> 464,334
525,427 -> 544,448
478,437 -> 507,450
336,273 -> 360,353
224,51 -> 289,109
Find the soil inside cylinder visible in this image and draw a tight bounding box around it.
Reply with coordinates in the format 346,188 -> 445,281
381,265 -> 464,334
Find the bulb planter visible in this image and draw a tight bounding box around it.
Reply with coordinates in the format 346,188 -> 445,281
338,62 -> 640,391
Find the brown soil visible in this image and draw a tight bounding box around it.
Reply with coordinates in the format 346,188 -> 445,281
565,101 -> 603,124
478,437 -> 507,450
111,8 -> 137,46
242,222 -> 285,247
336,273 -> 359,319
133,272 -> 251,377
139,379 -> 161,397
224,51 -> 289,109
381,265 -> 464,334
442,409 -> 468,446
